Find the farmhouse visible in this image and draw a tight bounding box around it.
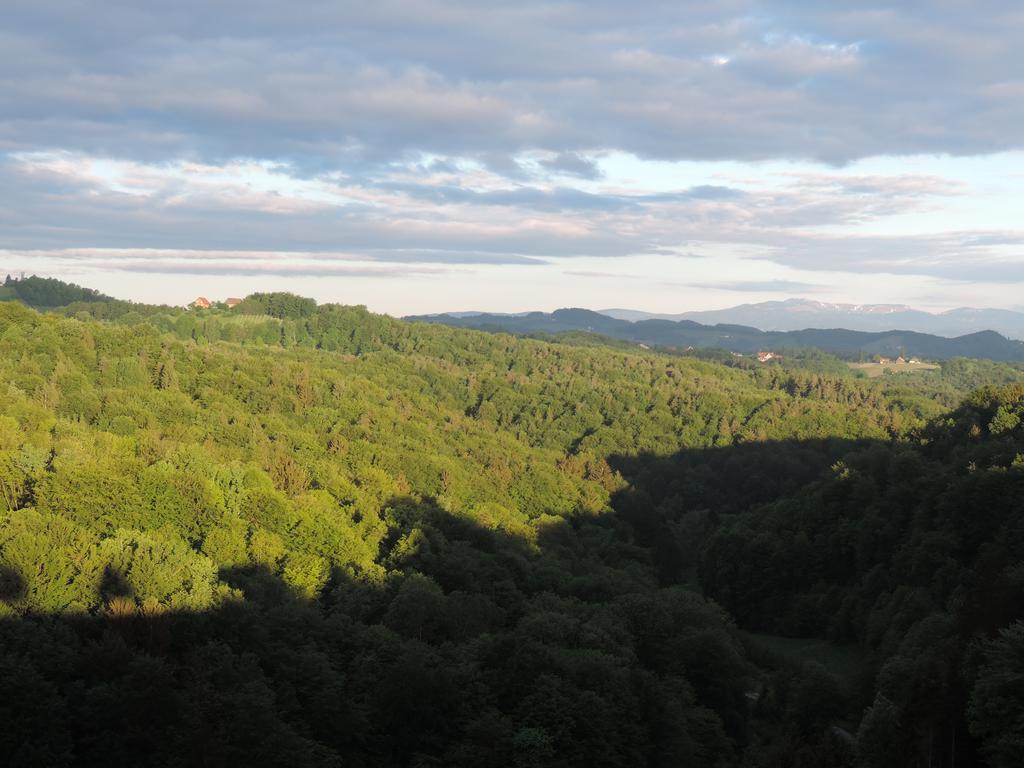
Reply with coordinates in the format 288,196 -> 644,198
191,296 -> 242,309
756,351 -> 780,362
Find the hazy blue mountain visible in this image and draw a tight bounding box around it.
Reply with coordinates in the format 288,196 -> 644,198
599,299 -> 1024,340
436,311 -> 532,318
406,307 -> 1024,361
599,308 -> 694,322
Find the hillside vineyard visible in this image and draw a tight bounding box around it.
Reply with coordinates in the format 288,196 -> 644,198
0,291 -> 1022,767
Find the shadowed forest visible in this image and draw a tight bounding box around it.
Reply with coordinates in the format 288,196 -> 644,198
0,281 -> 1022,767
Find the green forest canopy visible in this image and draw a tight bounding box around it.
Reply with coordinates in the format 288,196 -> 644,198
2,274 -> 111,307
0,289 -> 1021,767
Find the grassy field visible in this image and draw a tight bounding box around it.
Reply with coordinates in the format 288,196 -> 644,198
848,361 -> 940,378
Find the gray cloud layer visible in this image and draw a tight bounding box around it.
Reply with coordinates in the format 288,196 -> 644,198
2,1 -> 1023,294
4,1 -> 1024,167
2,150 -> 1019,284
692,279 -> 825,293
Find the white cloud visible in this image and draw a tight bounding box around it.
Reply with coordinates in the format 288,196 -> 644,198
2,1 -> 1024,309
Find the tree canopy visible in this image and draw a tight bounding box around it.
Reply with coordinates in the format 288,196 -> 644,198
0,292 -> 1021,766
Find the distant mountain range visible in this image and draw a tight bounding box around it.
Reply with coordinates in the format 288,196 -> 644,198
599,299 -> 1024,340
405,307 -> 1024,362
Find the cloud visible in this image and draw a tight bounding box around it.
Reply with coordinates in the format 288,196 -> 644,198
746,231 -> 1024,284
3,1 -> 1024,169
376,180 -> 748,212
0,248 -> 456,279
3,150 -> 1021,286
691,279 -> 825,293
2,1 -> 1021,313
0,154 -> 643,262
540,153 -> 602,180
563,270 -> 646,280
93,259 -> 451,279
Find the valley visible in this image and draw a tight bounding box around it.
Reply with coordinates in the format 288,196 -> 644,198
0,281 -> 1021,766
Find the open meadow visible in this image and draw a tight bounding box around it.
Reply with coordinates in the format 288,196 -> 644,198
848,361 -> 940,378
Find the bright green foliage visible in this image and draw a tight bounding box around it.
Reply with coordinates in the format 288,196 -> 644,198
0,296 -> 1019,766
234,291 -> 318,319
100,529 -> 219,611
0,508 -> 106,613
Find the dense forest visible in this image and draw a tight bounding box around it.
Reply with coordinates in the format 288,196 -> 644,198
1,275 -> 111,308
0,284 -> 1022,766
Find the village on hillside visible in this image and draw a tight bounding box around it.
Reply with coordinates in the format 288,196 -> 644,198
729,351 -> 782,362
877,355 -> 921,365
190,296 -> 242,309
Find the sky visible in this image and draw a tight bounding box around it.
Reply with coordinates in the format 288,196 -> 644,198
2,1 -> 1024,315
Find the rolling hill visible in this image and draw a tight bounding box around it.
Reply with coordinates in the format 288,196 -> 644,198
406,307 -> 1024,362
601,298 -> 1024,340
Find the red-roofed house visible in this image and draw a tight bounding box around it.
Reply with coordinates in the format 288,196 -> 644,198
225,297 -> 242,308
191,296 -> 211,309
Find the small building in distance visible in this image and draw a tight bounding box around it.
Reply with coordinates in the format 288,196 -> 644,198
756,351 -> 780,362
225,297 -> 242,308
191,296 -> 211,309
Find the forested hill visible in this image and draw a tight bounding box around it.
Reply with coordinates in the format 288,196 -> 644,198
0,294 -> 1022,766
1,274 -> 111,307
407,307 -> 1024,362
